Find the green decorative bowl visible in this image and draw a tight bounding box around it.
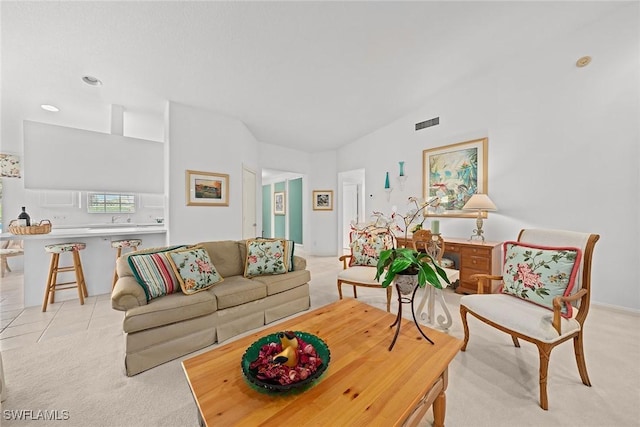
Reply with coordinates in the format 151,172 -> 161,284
241,331 -> 330,393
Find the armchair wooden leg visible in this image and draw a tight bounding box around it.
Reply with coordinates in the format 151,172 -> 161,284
573,332 -> 592,387
537,344 -> 552,410
460,305 -> 470,351
512,336 -> 521,348
352,285 -> 358,299
337,280 -> 343,300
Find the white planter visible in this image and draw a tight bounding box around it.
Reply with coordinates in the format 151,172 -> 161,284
395,274 -> 418,295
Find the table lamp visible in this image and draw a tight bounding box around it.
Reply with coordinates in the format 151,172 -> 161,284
462,193 -> 497,242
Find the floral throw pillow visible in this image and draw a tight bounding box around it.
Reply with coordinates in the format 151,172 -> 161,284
348,230 -> 393,267
167,246 -> 224,295
502,241 -> 582,318
244,239 -> 287,278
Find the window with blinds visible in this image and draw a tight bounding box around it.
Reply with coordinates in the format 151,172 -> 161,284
87,193 -> 136,214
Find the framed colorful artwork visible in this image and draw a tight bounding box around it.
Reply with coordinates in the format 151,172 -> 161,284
0,153 -> 21,178
312,190 -> 333,211
274,192 -> 286,215
422,137 -> 488,218
186,170 -> 229,206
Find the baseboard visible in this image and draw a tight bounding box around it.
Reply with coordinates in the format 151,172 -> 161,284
591,301 -> 640,315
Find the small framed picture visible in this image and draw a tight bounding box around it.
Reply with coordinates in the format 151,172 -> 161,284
274,192 -> 286,215
186,170 -> 229,206
312,190 -> 333,211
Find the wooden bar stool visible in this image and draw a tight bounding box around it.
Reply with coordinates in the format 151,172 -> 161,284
42,242 -> 88,312
111,239 -> 142,289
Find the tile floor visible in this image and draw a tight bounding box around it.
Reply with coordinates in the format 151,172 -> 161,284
0,269 -> 124,351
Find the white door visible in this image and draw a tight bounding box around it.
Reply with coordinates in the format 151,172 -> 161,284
242,167 -> 257,239
342,183 -> 359,250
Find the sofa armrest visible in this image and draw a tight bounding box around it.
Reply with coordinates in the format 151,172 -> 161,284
292,255 -> 307,271
112,276 -> 147,311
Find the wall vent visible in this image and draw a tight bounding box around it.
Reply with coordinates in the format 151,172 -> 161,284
415,117 -> 439,131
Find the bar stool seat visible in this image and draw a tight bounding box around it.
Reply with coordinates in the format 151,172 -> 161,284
111,239 -> 142,289
43,242 -> 88,312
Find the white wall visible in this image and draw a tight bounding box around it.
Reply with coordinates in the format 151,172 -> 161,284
23,120 -> 164,193
309,150 -> 338,256
166,101 -> 260,244
337,5 -> 640,311
1,107 -> 164,232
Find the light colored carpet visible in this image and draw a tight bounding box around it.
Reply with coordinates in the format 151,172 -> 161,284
2,255 -> 639,426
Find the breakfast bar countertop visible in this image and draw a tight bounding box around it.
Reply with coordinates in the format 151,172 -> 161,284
0,224 -> 167,241
3,223 -> 168,307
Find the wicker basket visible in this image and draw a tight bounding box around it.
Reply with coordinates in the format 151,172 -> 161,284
8,219 -> 52,235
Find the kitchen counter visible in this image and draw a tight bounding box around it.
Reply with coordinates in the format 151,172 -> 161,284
5,225 -> 168,308
0,224 -> 166,241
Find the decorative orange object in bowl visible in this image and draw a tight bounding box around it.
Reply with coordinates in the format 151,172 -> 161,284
241,331 -> 330,393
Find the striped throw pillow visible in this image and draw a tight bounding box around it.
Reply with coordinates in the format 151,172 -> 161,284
128,246 -> 186,301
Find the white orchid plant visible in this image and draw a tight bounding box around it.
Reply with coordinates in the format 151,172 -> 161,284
350,197 -> 451,290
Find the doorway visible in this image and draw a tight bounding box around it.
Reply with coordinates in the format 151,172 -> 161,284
261,169 -> 304,245
338,169 -> 366,252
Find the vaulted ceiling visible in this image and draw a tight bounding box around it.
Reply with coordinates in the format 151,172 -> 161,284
1,1 -> 626,152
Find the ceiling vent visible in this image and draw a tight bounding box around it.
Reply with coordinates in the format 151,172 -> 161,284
415,117 -> 439,131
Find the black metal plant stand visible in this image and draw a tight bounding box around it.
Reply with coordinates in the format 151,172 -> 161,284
388,282 -> 435,351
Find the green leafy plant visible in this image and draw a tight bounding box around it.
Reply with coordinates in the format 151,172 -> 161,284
375,247 -> 450,289
371,196 -> 451,290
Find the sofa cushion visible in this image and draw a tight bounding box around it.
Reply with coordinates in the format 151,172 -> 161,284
123,290 -> 217,334
167,246 -> 224,295
210,275 -> 267,309
127,246 -> 186,301
198,240 -> 244,277
461,293 -> 580,343
244,239 -> 288,277
502,241 -> 582,318
251,269 -> 311,296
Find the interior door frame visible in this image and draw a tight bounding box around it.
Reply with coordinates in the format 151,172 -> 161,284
338,169 -> 366,254
242,166 -> 257,240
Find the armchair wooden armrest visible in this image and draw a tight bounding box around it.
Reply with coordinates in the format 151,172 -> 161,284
551,288 -> 588,334
339,254 -> 352,270
470,274 -> 504,294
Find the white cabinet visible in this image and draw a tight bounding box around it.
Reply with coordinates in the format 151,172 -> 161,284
140,194 -> 164,209
39,191 -> 78,208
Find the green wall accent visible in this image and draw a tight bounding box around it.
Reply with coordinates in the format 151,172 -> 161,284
274,181 -> 286,238
262,185 -> 271,238
288,178 -> 303,244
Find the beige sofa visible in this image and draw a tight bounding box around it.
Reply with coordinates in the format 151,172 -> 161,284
111,240 -> 311,376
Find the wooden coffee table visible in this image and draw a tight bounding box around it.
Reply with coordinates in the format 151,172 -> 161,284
182,299 -> 462,426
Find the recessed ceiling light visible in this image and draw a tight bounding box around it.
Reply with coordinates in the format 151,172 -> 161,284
41,104 -> 60,112
82,75 -> 102,86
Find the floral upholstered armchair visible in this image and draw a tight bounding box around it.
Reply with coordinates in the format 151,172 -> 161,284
337,226 -> 394,312
459,228 -> 600,410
